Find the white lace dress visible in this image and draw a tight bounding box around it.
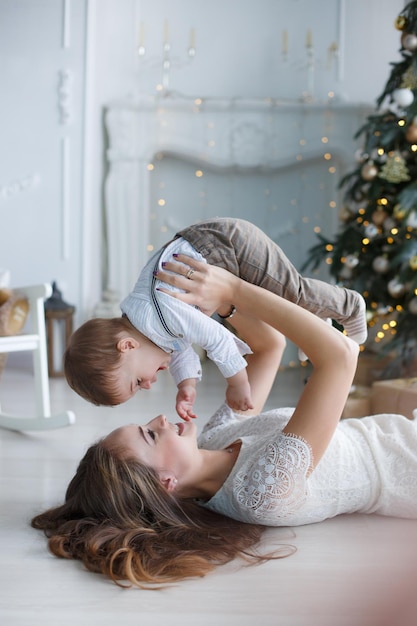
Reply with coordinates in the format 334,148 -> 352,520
197,404 -> 417,526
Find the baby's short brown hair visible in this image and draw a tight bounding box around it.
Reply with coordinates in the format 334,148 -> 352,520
64,316 -> 134,406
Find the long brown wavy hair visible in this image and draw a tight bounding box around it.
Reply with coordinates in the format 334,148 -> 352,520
31,440 -> 294,588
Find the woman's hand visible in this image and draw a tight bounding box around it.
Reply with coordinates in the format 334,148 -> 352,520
157,254 -> 285,417
156,254 -> 238,316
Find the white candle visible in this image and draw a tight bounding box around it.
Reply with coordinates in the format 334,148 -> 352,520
282,29 -> 288,54
164,20 -> 170,44
138,21 -> 145,47
189,27 -> 196,49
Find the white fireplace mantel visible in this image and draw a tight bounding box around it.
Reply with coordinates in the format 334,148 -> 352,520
97,94 -> 369,315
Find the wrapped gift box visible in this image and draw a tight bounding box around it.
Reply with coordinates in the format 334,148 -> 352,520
353,351 -> 393,386
371,378 -> 417,420
341,385 -> 372,419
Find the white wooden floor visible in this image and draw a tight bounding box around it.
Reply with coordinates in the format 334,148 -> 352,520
1,359 -> 417,626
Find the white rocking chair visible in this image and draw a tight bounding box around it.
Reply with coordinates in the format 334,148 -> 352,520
0,283 -> 75,431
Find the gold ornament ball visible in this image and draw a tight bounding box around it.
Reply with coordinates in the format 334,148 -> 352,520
361,162 -> 378,181
405,124 -> 417,142
372,210 -> 388,226
338,206 -> 351,222
393,203 -> 406,220
410,255 -> 417,271
395,15 -> 407,30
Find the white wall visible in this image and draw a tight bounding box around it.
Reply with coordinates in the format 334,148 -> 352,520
0,0 -> 88,320
0,0 -> 406,322
94,0 -> 404,103
87,0 -> 404,312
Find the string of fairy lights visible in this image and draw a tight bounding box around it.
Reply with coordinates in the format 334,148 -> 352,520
301,3 -> 417,358
143,97 -> 344,264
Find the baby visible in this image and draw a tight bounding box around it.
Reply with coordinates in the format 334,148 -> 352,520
64,217 -> 367,419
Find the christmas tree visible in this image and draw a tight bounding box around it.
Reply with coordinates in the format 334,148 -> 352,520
304,1 -> 417,377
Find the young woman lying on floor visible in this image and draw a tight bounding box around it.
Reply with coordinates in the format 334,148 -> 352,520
32,257 -> 417,588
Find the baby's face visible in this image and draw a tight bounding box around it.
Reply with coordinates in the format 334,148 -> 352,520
113,339 -> 171,403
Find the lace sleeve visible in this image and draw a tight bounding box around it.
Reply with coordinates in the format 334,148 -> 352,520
234,433 -> 314,524
199,403 -> 240,446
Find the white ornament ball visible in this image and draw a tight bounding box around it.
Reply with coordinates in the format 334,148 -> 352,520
376,305 -> 391,315
372,256 -> 389,273
383,217 -> 397,232
393,88 -> 414,107
355,149 -> 368,163
345,254 -> 359,269
402,33 -> 417,51
364,223 -> 379,238
387,278 -> 405,298
409,297 -> 417,314
339,266 -> 353,280
406,210 -> 417,228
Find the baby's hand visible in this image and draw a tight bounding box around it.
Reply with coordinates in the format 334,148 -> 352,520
226,381 -> 254,412
176,380 -> 198,421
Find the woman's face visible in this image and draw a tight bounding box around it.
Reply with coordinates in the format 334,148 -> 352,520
104,415 -> 198,489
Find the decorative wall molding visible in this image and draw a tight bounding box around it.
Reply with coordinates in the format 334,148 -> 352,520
62,0 -> 71,49
57,69 -> 73,125
61,137 -> 70,261
0,174 -> 40,201
99,95 -> 370,311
